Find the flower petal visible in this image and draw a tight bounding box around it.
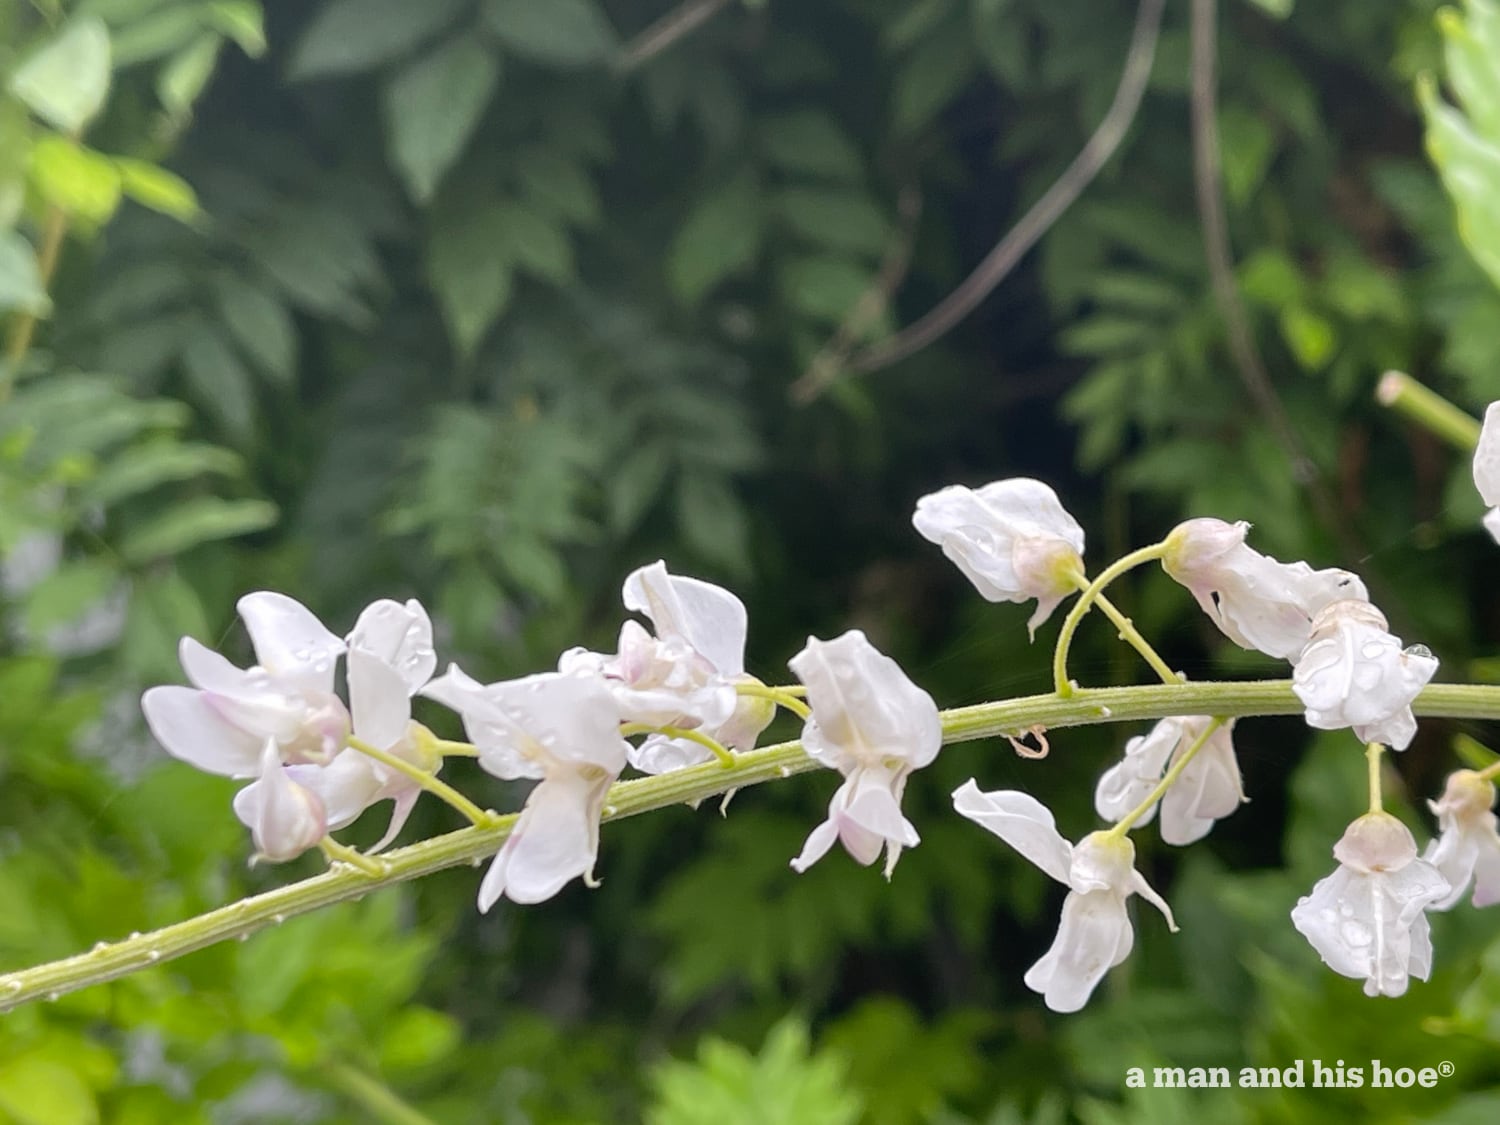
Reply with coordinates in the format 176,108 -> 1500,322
232,740 -> 327,862
623,560 -> 748,677
477,769 -> 610,909
348,647 -> 414,749
141,685 -> 266,778
1023,889 -> 1132,1013
348,598 -> 436,693
237,591 -> 344,692
951,780 -> 1072,884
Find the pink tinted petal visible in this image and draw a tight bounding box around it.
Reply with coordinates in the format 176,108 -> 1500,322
951,780 -> 1072,884
142,685 -> 265,778
367,789 -> 421,854
348,647 -> 413,748
232,741 -> 327,862
237,591 -> 344,691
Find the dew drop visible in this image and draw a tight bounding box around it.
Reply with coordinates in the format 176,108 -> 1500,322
3,981 -> 22,995
1405,644 -> 1434,661
146,950 -> 161,963
603,804 -> 618,817
128,931 -> 142,941
91,941 -> 108,954
45,991 -> 60,1002
1339,920 -> 1372,948
778,765 -> 792,778
271,913 -> 286,925
238,933 -> 251,942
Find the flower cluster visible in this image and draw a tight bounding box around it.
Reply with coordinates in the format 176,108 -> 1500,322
137,469 -> 1491,1015
142,562 -> 946,912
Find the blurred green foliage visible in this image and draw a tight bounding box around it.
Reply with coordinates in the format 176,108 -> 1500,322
5,0 -> 1500,1121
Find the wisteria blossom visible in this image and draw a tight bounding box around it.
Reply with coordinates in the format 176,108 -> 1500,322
141,591 -> 349,778
1160,518 -> 1368,661
233,740 -> 329,863
912,477 -> 1086,636
788,630 -> 942,878
1425,769 -> 1500,909
422,666 -> 629,909
560,561 -> 772,773
1094,717 -> 1244,845
1291,812 -> 1449,998
1291,600 -> 1438,751
1473,402 -> 1500,544
953,782 -> 1176,1012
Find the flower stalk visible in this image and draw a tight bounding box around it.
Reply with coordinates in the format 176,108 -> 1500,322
6,677 -> 1500,1012
1051,543 -> 1171,695
1376,370 -> 1481,451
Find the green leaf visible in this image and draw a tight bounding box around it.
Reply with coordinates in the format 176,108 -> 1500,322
115,158 -> 199,220
0,231 -> 51,316
204,0 -> 267,57
668,170 -> 763,305
119,497 -> 278,562
213,273 -> 297,382
1278,305 -> 1338,370
494,199 -> 575,283
289,0 -> 469,80
157,33 -> 222,117
379,1007 -> 463,1074
1218,105 -> 1277,207
891,27 -> 978,133
0,1055 -> 98,1125
676,472 -> 750,575
21,559 -> 120,635
180,324 -> 257,440
1421,75 -> 1500,291
1245,0 -> 1294,16
30,136 -> 122,224
607,444 -> 671,533
647,1019 -> 862,1125
82,441 -> 244,507
759,112 -> 864,181
483,0 -> 617,67
773,188 -> 889,258
516,148 -> 602,225
384,37 -> 501,203
9,16 -> 112,133
429,202 -> 515,358
777,256 -> 872,324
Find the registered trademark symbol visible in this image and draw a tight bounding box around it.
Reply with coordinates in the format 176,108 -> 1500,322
1439,1061 -> 1455,1078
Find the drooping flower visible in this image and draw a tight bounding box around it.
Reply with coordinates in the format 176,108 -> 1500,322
421,666 -> 629,909
788,630 -> 942,878
232,740 -> 328,863
560,561 -> 772,773
911,478 -> 1086,637
1291,811 -> 1449,997
953,782 -> 1177,1012
1161,518 -> 1368,661
1291,600 -> 1438,751
1473,402 -> 1500,544
1094,717 -> 1244,846
1424,769 -> 1500,909
141,591 -> 350,778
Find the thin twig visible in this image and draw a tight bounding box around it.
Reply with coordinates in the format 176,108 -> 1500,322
616,0 -> 731,73
835,0 -> 1167,380
791,186 -> 923,402
0,205 -> 68,403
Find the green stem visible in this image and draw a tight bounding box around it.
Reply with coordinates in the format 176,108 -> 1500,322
1052,544 -> 1169,696
1376,370 -> 1481,451
430,739 -> 479,757
345,736 -> 494,828
736,681 -> 813,719
8,678 -> 1500,1012
620,722 -> 735,767
1477,760 -> 1500,783
1090,587 -> 1182,687
319,836 -> 387,877
1367,741 -> 1385,814
1103,717 -> 1224,839
322,1061 -> 439,1125
0,205 -> 68,404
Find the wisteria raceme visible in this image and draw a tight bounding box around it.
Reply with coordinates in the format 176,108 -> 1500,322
120,460 -> 1500,1022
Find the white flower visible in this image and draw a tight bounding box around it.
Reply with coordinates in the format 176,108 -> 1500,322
1473,402 -> 1500,544
953,782 -> 1177,1012
1094,717 -> 1244,845
232,740 -> 328,863
1291,600 -> 1437,751
1291,811 -> 1450,997
912,478 -> 1086,637
1424,770 -> 1500,909
141,591 -> 350,777
1161,518 -> 1368,661
422,666 -> 629,909
561,561 -> 771,773
788,630 -> 942,878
